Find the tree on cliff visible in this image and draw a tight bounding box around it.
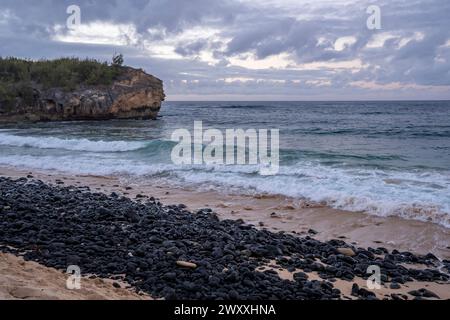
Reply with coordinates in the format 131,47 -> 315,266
112,53 -> 124,67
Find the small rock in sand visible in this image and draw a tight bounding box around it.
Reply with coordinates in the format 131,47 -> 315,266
176,261 -> 197,269
337,248 -> 356,257
390,283 -> 401,290
270,212 -> 280,218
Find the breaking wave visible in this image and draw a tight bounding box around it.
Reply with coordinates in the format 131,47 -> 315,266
0,133 -> 148,152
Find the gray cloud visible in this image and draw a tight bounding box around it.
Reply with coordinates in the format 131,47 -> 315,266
0,0 -> 449,100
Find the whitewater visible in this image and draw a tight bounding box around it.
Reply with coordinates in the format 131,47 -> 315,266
0,101 -> 449,227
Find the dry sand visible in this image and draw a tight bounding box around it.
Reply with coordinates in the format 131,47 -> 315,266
1,166 -> 449,300
0,253 -> 150,300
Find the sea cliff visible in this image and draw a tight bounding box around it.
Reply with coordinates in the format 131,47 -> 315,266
0,58 -> 165,122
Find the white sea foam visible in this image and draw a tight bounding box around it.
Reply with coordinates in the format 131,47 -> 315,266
0,133 -> 147,152
0,154 -> 175,176
172,162 -> 450,228
0,153 -> 449,228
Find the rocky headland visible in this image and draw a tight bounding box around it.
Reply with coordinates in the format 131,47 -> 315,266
0,58 -> 165,122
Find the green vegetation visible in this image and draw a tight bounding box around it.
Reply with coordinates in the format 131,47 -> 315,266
0,56 -> 125,109
112,53 -> 124,67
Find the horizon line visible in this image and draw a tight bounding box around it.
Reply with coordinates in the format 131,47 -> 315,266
164,99 -> 450,102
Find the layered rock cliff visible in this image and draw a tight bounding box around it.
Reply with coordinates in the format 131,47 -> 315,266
0,67 -> 165,123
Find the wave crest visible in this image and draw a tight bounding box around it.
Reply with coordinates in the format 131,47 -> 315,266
0,133 -> 147,152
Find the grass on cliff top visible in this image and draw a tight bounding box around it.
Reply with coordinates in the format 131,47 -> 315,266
0,57 -> 124,108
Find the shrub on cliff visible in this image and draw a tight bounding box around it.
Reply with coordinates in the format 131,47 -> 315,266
0,57 -> 123,89
0,57 -> 124,107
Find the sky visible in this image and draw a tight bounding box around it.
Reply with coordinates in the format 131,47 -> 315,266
0,0 -> 449,101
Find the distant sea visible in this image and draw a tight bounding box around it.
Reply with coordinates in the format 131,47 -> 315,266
1,101 -> 449,227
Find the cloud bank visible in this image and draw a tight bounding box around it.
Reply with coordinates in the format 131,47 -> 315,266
0,0 -> 449,100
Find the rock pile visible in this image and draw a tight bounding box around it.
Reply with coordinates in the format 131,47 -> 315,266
0,177 -> 447,300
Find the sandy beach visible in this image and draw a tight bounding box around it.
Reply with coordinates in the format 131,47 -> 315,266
1,0 -> 450,309
1,166 -> 449,300
0,253 -> 150,300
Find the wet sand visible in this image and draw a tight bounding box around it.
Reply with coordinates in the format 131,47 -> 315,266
259,260 -> 450,300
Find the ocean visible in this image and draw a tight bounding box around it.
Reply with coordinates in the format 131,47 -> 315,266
0,101 -> 449,227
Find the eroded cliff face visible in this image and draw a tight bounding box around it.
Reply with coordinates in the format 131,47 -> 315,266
0,67 -> 165,122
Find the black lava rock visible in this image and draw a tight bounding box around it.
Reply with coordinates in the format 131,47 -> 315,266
0,177 -> 448,301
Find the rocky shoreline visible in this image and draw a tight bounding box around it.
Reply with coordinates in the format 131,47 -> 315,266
0,65 -> 165,123
0,176 -> 449,300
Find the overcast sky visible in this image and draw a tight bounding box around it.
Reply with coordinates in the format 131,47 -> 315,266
0,0 -> 449,100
